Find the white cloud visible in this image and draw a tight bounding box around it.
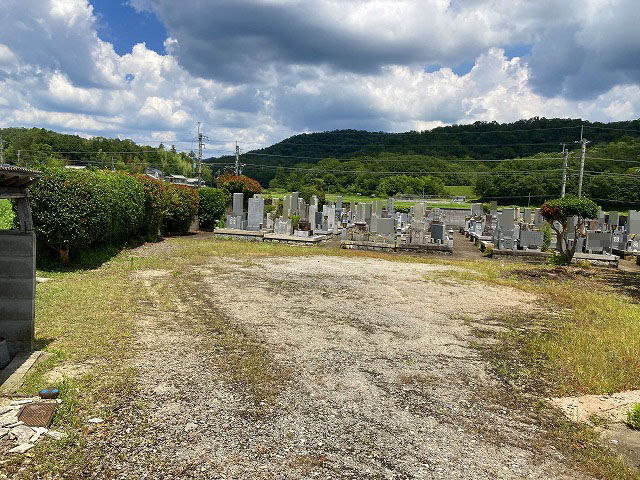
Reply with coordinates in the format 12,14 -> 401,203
0,0 -> 638,155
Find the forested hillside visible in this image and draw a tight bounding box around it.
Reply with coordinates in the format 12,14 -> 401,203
0,127 -> 213,183
206,117 -> 640,207
2,118 -> 639,208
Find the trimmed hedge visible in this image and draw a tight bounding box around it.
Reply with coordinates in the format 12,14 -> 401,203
162,184 -> 199,236
30,167 -> 199,263
134,174 -> 171,238
198,187 -> 229,230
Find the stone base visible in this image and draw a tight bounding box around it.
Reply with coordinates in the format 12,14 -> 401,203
213,228 -> 264,242
263,234 -> 327,246
341,241 -> 453,254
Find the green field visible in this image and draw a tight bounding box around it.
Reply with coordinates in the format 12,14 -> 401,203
262,190 -> 473,210
444,185 -> 476,197
0,199 -> 14,229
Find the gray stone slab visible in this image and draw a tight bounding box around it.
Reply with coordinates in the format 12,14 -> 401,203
471,203 -> 483,216
247,196 -> 265,230
609,211 -> 620,226
232,193 -> 244,216
628,210 -> 640,235
377,218 -> 394,235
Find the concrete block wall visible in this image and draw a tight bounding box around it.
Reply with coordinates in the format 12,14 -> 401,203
439,208 -> 468,228
0,231 -> 35,356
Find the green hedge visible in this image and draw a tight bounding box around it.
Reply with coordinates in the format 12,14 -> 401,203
198,187 -> 228,230
162,184 -> 199,236
30,168 -> 199,263
134,175 -> 171,238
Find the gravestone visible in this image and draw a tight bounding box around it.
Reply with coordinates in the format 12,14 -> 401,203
498,209 -> 515,230
377,217 -> 395,243
308,205 -> 317,227
628,210 -> 640,235
523,208 -> 532,224
274,218 -> 292,235
490,201 -> 498,215
364,203 -> 372,224
386,198 -> 395,214
534,208 -> 543,226
414,203 -> 425,223
609,211 -> 620,227
290,192 -> 299,214
298,199 -> 306,220
226,192 -> 246,229
247,196 -> 265,231
265,212 -> 274,230
336,196 -> 342,210
232,193 -> 243,216
519,230 -> 544,250
283,195 -> 292,219
471,203 -> 483,216
431,223 -> 447,244
586,231 -> 612,254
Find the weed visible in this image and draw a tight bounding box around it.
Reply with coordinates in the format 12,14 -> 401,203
626,404 -> 640,430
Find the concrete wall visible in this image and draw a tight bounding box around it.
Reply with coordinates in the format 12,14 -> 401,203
440,208 -> 468,228
0,231 -> 35,356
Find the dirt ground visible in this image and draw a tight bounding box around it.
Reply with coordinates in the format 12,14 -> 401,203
85,244 -> 597,479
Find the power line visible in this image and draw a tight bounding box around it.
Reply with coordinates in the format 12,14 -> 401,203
259,141 -> 571,148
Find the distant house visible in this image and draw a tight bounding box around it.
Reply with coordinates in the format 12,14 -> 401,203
145,167 -> 164,181
64,165 -> 86,170
453,196 -> 466,203
167,174 -> 188,185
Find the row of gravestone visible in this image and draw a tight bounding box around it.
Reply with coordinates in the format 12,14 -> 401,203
465,204 -> 640,254
223,193 -> 454,245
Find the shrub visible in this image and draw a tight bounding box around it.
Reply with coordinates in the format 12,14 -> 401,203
0,199 -> 14,229
134,175 -> 171,239
300,185 -> 325,208
394,205 -> 411,214
163,184 -> 199,235
215,174 -> 262,198
96,170 -> 145,244
198,187 -> 229,230
30,167 -> 112,263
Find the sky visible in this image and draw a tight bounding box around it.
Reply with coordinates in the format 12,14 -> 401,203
0,0 -> 639,155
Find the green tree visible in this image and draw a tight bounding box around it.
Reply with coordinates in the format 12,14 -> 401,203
540,196 -> 599,264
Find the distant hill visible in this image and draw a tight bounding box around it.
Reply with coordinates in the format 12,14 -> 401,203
206,117 -> 640,186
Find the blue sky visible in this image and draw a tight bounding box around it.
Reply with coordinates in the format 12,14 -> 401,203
0,0 -> 638,152
90,0 -> 167,55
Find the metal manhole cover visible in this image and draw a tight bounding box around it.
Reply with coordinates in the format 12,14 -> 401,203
18,403 -> 57,428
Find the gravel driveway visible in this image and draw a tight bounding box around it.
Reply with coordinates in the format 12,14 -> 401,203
86,251 -> 594,479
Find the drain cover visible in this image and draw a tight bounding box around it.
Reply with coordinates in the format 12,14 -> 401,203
18,403 -> 57,428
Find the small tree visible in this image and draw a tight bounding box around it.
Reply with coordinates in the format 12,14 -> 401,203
540,195 -> 599,264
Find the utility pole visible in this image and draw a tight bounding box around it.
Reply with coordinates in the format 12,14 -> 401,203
111,157 -> 115,171
197,122 -> 203,186
560,143 -> 569,197
235,141 -> 240,176
16,150 -> 20,165
0,136 -> 3,164
576,125 -> 590,197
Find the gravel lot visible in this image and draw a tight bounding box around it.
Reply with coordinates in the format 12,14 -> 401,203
86,250 -> 595,479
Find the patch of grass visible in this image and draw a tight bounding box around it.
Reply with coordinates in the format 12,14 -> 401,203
2,253 -> 140,478
551,419 -> 637,480
444,185 -> 475,197
444,261 -> 640,396
0,198 -> 15,229
626,404 -> 640,430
